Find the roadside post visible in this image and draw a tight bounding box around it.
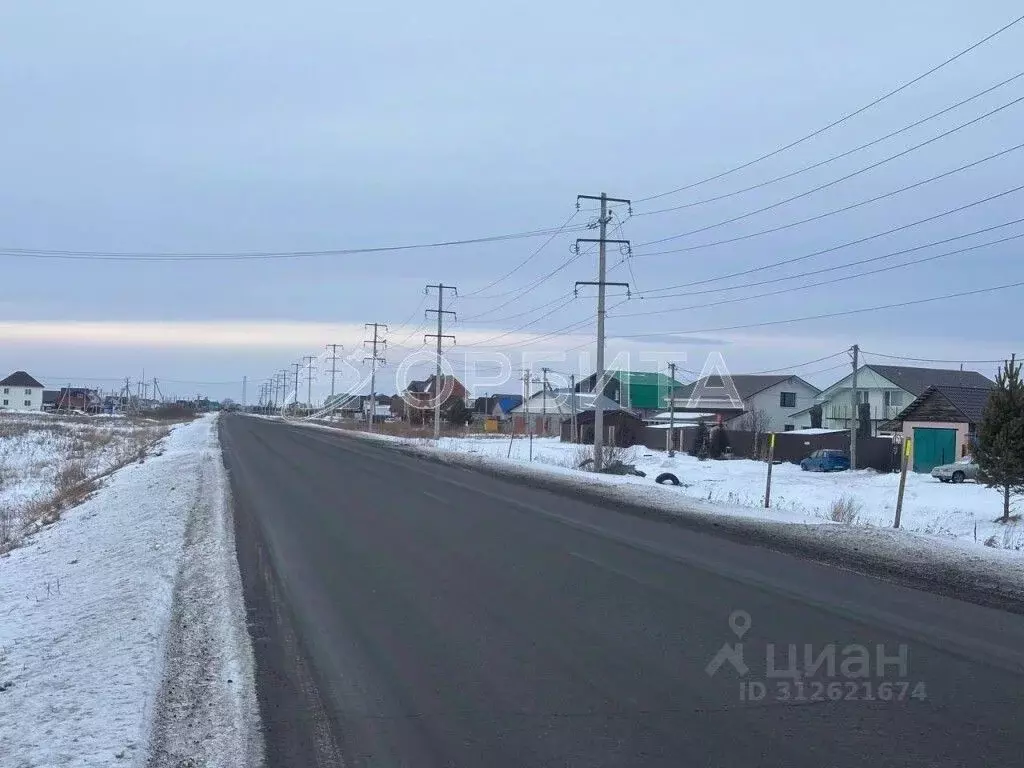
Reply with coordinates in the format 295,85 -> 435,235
894,438 -> 911,528
764,433 -> 776,508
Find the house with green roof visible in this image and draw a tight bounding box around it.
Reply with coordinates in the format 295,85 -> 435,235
576,369 -> 686,417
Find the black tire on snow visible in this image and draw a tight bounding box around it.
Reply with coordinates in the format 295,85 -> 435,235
655,472 -> 680,486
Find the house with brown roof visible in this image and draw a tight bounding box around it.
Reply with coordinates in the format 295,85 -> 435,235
880,384 -> 994,472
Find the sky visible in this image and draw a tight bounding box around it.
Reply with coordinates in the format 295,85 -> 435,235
1,1 -> 1023,404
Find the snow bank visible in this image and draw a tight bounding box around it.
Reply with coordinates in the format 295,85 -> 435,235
0,415 -> 261,767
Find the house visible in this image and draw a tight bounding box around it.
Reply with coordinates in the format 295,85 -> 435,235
880,384 -> 993,473
0,371 -> 45,411
53,387 -> 103,413
797,365 -> 995,433
576,370 -> 686,418
667,374 -> 820,432
472,393 -> 523,420
508,389 -> 628,436
403,375 -> 468,424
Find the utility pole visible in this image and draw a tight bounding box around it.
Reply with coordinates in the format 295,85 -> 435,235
575,192 -> 631,471
668,362 -> 678,457
326,343 -> 343,406
280,369 -> 289,414
364,324 -> 387,432
522,369 -> 533,456
425,283 -> 457,440
292,362 -> 302,413
302,356 -> 316,416
541,368 -> 550,437
570,373 -> 578,444
153,378 -> 164,403
242,375 -> 247,411
850,344 -> 860,470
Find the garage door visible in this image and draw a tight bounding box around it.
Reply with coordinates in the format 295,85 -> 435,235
912,427 -> 957,473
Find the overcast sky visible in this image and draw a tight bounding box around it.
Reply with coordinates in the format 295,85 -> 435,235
1,1 -> 1022,402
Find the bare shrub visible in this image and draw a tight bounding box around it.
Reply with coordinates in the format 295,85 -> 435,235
826,495 -> 861,525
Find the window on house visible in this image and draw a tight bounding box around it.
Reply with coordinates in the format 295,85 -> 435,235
2,399 -> 8,406
24,400 -> 31,407
779,392 -> 797,408
784,424 -> 795,431
24,388 -> 31,395
883,390 -> 902,408
857,390 -> 869,404
2,388 -> 8,394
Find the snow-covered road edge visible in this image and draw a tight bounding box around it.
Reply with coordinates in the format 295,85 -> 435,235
292,420 -> 1024,613
0,415 -> 263,767
146,418 -> 263,768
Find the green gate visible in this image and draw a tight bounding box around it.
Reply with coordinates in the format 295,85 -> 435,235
912,427 -> 957,473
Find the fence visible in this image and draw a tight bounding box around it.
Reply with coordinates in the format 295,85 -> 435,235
639,426 -> 899,472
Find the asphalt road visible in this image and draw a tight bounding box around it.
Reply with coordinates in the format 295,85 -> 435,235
220,415 -> 1024,767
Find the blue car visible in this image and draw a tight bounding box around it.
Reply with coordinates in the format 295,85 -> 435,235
800,449 -> 850,472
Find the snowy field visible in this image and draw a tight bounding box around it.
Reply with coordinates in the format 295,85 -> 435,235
0,413 -> 170,549
298,420 -> 1022,556
0,415 -> 260,767
435,436 -> 1024,552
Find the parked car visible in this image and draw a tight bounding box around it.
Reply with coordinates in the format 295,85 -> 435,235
800,449 -> 851,472
931,456 -> 979,484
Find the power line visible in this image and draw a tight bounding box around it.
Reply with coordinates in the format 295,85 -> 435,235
635,71 -> 1024,217
635,12 -> 1024,203
612,279 -> 1024,339
861,351 -> 1017,365
613,221 -> 1024,315
744,351 -> 851,375
0,223 -> 588,262
637,92 -> 1024,248
461,210 -> 579,297
636,183 -> 1024,295
632,144 -> 1024,264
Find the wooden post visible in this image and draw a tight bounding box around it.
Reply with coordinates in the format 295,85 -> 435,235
764,433 -> 776,508
894,438 -> 912,528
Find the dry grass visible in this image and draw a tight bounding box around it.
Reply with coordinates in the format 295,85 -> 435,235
826,495 -> 861,525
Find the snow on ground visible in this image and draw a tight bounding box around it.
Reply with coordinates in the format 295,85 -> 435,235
0,414 -> 261,768
427,436 -> 1023,552
293,418 -> 1024,558
0,413 -> 169,547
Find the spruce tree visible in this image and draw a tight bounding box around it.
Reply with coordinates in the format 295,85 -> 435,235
974,355 -> 1024,522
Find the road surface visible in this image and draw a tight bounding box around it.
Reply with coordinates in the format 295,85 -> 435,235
220,416 -> 1024,767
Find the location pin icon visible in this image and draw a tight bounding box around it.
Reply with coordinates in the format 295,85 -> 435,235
728,610 -> 752,639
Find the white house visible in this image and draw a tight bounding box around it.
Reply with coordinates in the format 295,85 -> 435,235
792,364 -> 995,433
507,388 -> 626,436
667,374 -> 820,432
0,371 -> 45,412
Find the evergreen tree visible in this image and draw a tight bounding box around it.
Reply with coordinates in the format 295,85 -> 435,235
444,398 -> 471,426
974,355 -> 1024,522
690,421 -> 710,458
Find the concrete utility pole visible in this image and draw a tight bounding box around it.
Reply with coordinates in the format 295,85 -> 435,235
668,362 -> 678,457
292,362 -> 302,412
326,343 -> 343,404
424,283 -> 457,440
850,343 -> 860,470
302,356 -> 316,415
570,373 -> 578,443
364,324 -> 388,433
575,192 -> 631,471
242,375 -> 247,410
541,367 -> 550,436
522,369 -> 533,455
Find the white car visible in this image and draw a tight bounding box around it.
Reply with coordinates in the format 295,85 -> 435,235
931,456 -> 980,484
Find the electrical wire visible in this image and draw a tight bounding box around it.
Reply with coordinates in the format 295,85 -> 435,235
612,279 -> 1024,339
744,351 -> 851,375
461,210 -> 579,297
635,71 -> 1024,217
637,92 -> 1024,248
861,351 -> 1018,364
614,222 -> 1024,315
0,223 -> 588,261
633,144 -> 1024,265
635,12 -> 1024,204
637,183 -> 1024,295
